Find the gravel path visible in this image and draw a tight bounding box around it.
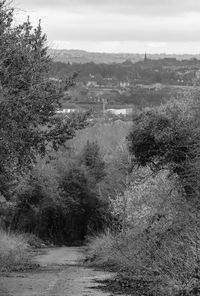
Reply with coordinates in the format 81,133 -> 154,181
0,247 -> 124,296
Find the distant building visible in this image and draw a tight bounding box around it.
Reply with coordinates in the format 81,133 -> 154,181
196,70 -> 200,80
102,77 -> 115,87
120,81 -> 130,88
106,108 -> 133,115
86,81 -> 98,88
56,108 -> 76,114
135,83 -> 162,90
163,58 -> 177,62
56,107 -> 84,114
49,77 -> 62,82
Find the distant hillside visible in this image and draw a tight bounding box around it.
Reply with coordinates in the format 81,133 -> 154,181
49,49 -> 200,64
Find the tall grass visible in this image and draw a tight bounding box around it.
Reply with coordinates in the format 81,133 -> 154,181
0,230 -> 30,271
86,230 -> 117,267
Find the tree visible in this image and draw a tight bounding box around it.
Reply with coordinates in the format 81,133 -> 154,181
0,1 -> 86,196
60,163 -> 100,240
126,100 -> 200,295
127,108 -> 200,196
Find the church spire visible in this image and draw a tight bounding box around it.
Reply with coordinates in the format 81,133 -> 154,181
144,52 -> 148,61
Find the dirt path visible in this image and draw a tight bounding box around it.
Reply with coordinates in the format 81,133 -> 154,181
0,247 -> 124,296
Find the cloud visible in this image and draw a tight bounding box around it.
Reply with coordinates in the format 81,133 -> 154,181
18,9 -> 200,43
15,0 -> 200,53
17,0 -> 200,16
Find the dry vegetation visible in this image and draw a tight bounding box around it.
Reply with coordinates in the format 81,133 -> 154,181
0,231 -> 30,271
86,97 -> 200,296
87,171 -> 200,295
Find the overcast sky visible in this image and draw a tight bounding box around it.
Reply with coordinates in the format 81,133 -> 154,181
15,0 -> 200,54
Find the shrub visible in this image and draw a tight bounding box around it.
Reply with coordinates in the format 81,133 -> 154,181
0,230 -> 30,271
86,230 -> 117,267
87,170 -> 200,295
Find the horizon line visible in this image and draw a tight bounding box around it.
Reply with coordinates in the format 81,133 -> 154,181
49,48 -> 200,56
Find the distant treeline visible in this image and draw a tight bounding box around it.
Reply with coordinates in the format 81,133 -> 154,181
50,58 -> 200,86
49,48 -> 200,64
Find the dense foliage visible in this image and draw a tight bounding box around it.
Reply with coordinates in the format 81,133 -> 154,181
51,58 -> 200,86
0,0 -> 87,198
0,0 -> 108,243
87,97 -> 200,296
127,102 -> 200,196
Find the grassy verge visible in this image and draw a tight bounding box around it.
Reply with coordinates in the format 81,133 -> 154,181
0,231 -> 43,272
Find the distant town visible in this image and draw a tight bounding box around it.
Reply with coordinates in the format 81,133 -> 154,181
51,51 -> 200,120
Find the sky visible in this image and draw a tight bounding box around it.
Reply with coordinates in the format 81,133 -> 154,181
14,0 -> 200,54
